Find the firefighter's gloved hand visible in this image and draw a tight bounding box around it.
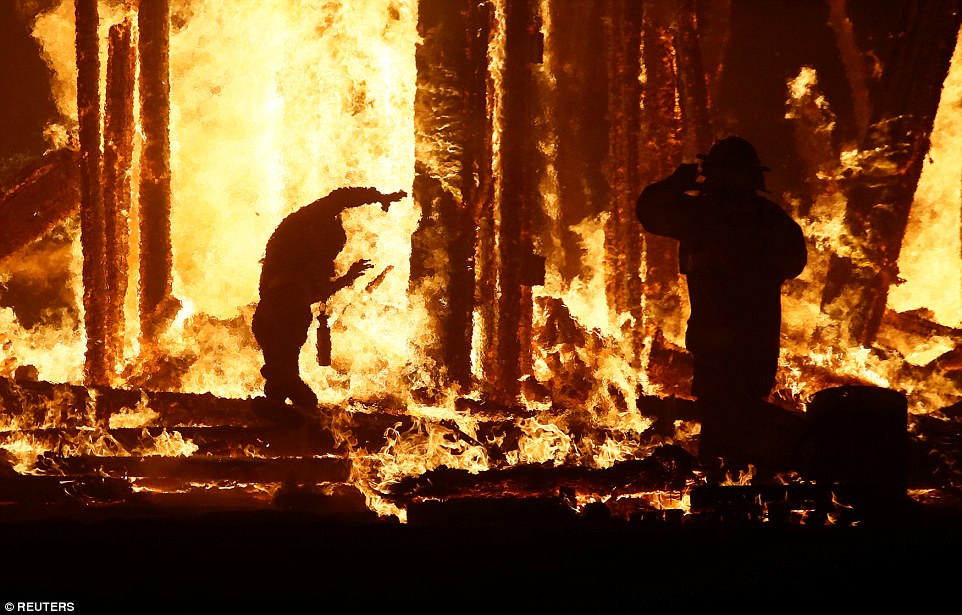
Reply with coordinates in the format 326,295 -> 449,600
669,163 -> 700,191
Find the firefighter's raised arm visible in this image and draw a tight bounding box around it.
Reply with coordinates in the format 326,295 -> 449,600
636,163 -> 700,239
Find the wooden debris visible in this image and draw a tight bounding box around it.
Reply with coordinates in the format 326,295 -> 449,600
38,455 -> 352,485
383,445 -> 696,504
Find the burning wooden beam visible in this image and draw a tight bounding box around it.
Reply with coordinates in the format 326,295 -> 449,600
603,0 -> 644,366
672,0 -> 713,158
0,148 -> 81,262
40,456 -> 352,485
102,18 -> 136,375
138,0 -> 178,341
75,0 -> 109,386
2,425 -> 340,458
547,1 -> 610,284
384,445 -> 695,505
827,0 -> 872,143
639,0 -> 687,375
479,0 -> 543,407
411,0 -> 491,391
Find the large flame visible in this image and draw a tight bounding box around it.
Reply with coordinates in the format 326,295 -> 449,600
889,30 -> 962,326
5,2 -> 962,522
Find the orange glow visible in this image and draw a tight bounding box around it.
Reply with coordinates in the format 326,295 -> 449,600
4,3 -> 962,522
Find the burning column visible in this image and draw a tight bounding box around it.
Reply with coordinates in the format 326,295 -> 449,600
411,0 -> 493,392
478,0 -> 544,407
102,17 -> 136,376
603,0 -> 644,368
75,0 -> 109,386
636,0 -> 710,393
138,0 -> 178,342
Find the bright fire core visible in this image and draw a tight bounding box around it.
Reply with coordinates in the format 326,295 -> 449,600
3,0 -> 962,522
28,0 -> 422,402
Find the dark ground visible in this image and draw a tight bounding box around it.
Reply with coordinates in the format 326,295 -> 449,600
1,499 -> 960,613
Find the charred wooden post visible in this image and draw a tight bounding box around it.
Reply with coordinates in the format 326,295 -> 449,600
138,0 -> 178,341
102,18 -> 136,375
817,3 -> 962,348
602,0 -> 644,366
75,0 -> 109,386
672,0 -> 713,159
0,149 -> 81,262
411,0 -> 492,392
546,1 -> 609,284
639,0 -> 687,372
480,0 -> 543,406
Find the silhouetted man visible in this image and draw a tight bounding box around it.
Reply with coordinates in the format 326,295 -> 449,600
252,187 -> 406,407
636,137 -> 807,462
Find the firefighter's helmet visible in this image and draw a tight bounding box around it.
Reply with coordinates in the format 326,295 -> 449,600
697,136 -> 770,191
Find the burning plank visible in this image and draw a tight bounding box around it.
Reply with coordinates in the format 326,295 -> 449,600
0,474 -> 131,506
0,148 -> 81,262
382,445 -> 695,505
38,455 -> 352,485
3,426 -> 339,459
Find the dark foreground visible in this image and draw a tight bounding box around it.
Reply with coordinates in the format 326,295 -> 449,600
1,498 -> 960,613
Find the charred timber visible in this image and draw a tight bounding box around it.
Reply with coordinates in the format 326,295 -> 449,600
0,377 -> 418,446
827,0 -> 872,142
102,19 -> 136,373
693,0 -> 731,109
0,148 -> 81,262
603,0 -> 644,367
76,0 -> 109,386
481,0 -> 542,406
638,0 -> 686,361
2,426 -> 340,459
39,455 -> 352,485
549,1 -> 609,283
411,0 -> 491,390
138,0 -> 178,340
0,474 -> 131,505
384,445 -> 696,504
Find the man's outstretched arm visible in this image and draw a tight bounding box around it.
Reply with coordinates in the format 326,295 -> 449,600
319,187 -> 407,213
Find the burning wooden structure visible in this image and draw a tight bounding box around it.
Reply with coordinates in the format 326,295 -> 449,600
2,0 -> 962,542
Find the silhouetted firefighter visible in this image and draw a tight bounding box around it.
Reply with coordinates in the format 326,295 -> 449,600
637,136 -> 807,463
252,187 -> 406,407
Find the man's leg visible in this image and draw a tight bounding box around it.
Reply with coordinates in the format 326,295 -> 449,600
252,295 -> 318,407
